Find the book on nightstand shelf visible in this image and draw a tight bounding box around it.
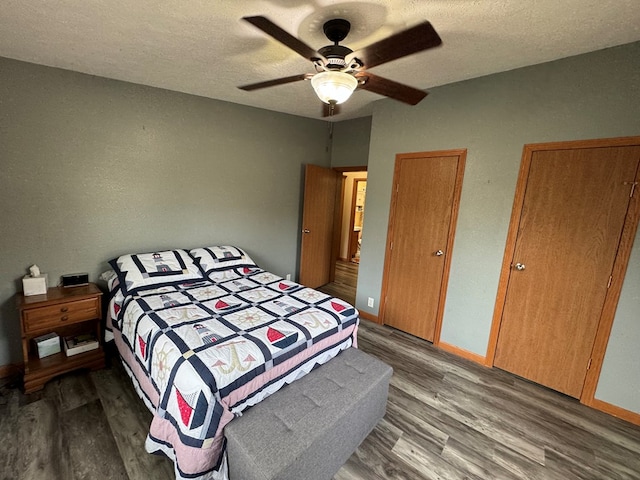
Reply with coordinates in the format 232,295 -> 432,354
63,333 -> 99,356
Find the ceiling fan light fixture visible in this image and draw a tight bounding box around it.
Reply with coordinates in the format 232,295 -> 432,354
310,71 -> 358,104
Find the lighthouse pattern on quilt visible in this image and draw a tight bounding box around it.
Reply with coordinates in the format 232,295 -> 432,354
152,252 -> 170,272
193,323 -> 221,344
232,280 -> 251,291
273,299 -> 299,314
161,294 -> 179,308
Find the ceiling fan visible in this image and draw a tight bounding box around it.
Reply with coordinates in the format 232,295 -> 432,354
239,16 -> 442,116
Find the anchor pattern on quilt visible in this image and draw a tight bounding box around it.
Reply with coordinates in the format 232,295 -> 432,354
211,340 -> 257,374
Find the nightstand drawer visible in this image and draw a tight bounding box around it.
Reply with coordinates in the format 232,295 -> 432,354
23,297 -> 100,333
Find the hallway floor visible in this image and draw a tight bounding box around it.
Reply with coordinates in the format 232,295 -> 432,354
318,260 -> 358,305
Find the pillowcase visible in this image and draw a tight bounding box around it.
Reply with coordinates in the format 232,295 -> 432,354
109,249 -> 204,296
190,246 -> 257,274
99,269 -> 120,293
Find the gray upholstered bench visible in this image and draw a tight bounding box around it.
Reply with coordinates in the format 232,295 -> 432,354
225,347 -> 393,480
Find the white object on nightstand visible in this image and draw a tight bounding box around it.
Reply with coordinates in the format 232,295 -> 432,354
22,273 -> 49,296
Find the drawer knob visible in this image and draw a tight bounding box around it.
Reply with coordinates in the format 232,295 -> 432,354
61,316 -> 68,321
61,307 -> 69,312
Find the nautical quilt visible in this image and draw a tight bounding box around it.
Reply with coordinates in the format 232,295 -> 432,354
110,265 -> 359,480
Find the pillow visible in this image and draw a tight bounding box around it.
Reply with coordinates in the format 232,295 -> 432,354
190,246 -> 257,274
109,249 -> 204,296
99,269 -> 120,293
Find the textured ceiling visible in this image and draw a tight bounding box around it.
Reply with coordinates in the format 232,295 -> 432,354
1,1 -> 639,120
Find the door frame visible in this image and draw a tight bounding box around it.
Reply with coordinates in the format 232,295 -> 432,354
347,178 -> 367,262
485,136 -> 640,409
379,149 -> 467,344
319,166 -> 367,282
299,165 -> 368,286
333,167 -> 367,272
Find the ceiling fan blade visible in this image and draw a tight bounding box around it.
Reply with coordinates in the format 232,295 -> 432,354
243,16 -> 324,62
348,21 -> 442,70
238,74 -> 312,91
322,102 -> 341,117
356,72 -> 428,105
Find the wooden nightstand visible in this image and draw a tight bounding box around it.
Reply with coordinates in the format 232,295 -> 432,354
16,283 -> 105,393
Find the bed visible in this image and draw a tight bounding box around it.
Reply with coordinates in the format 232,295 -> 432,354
104,246 -> 359,480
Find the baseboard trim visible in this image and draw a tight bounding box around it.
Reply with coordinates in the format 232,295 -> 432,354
358,310 -> 381,324
438,341 -> 486,365
589,398 -> 640,426
0,363 -> 23,380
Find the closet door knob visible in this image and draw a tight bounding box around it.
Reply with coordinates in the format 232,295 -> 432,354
514,263 -> 526,271
435,250 -> 444,256
302,229 -> 310,234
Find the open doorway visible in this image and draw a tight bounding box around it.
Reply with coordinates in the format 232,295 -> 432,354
317,170 -> 367,305
348,178 -> 367,263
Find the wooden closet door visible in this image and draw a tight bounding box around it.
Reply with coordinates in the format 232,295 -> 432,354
494,145 -> 640,398
381,150 -> 465,341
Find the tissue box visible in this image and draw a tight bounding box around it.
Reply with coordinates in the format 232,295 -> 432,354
22,274 -> 48,296
34,332 -> 61,358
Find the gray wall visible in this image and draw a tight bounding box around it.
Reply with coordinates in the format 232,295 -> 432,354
596,233 -> 640,413
330,117 -> 371,168
0,57 -> 329,366
353,42 -> 640,412
2,42 -> 639,415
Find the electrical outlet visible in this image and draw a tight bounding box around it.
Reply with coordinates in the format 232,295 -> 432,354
286,274 -> 291,281
367,297 -> 374,308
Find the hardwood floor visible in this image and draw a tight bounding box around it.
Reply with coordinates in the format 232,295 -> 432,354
318,260 -> 358,305
2,320 -> 640,480
342,322 -> 640,480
